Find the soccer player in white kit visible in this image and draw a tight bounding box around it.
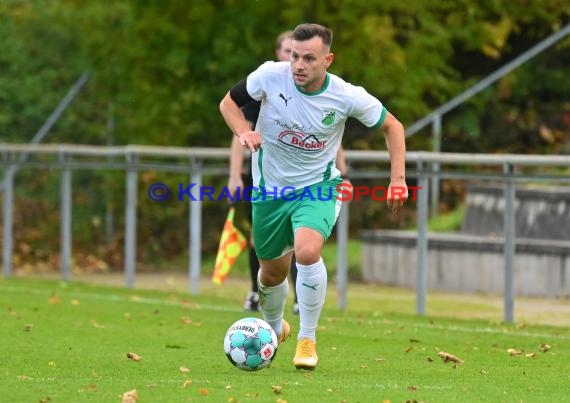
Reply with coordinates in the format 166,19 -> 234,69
220,23 -> 408,370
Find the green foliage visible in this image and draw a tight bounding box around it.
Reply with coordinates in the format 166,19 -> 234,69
2,0 -> 569,148
427,204 -> 466,232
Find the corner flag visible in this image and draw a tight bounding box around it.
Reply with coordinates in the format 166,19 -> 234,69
212,207 -> 247,285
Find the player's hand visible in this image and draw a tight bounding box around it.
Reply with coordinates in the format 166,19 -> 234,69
339,178 -> 352,203
387,179 -> 408,215
237,130 -> 262,153
227,175 -> 244,202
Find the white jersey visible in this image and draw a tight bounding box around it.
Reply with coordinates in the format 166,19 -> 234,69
246,61 -> 386,193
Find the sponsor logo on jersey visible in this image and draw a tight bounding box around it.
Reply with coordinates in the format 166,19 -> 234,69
279,93 -> 291,106
321,109 -> 336,126
277,131 -> 326,151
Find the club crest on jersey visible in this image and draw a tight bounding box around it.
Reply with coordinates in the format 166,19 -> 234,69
278,131 -> 326,152
321,109 -> 336,126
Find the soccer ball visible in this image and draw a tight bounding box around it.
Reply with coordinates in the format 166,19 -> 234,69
223,317 -> 278,371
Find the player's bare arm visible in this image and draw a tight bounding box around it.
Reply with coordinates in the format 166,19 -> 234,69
228,135 -> 246,198
381,112 -> 408,214
219,85 -> 262,153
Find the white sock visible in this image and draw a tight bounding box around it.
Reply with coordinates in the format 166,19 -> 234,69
257,272 -> 289,337
296,257 -> 327,341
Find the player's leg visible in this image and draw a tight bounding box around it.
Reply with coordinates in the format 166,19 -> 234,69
291,179 -> 341,369
253,198 -> 294,343
243,174 -> 261,311
258,253 -> 292,343
243,235 -> 260,311
290,253 -> 299,315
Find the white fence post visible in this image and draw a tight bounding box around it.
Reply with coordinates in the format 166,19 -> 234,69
416,159 -> 430,315
60,152 -> 72,281
124,153 -> 138,288
189,158 -> 203,295
503,162 -> 516,323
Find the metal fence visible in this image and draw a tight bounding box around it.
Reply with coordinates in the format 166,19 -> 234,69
2,144 -> 570,322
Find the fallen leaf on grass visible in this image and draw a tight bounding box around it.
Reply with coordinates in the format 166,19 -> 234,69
49,294 -> 60,305
181,380 -> 192,388
276,398 -> 287,403
539,344 -> 551,352
199,388 -> 208,396
272,385 -> 282,394
525,353 -> 536,358
23,324 -> 33,332
438,351 -> 464,364
507,348 -> 523,356
245,392 -> 260,398
480,368 -> 488,375
179,366 -> 190,373
227,397 -> 238,403
38,397 -> 51,403
91,319 -> 105,329
127,352 -> 142,361
407,385 -> 417,392
121,389 -> 137,403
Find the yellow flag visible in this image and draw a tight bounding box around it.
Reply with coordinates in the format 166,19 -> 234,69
212,207 -> 247,285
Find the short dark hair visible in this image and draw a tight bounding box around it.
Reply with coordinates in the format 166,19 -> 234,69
292,23 -> 332,48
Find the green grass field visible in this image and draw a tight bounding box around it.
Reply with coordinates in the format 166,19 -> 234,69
1,276 -> 569,403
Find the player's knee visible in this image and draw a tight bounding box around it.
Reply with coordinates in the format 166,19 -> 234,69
259,266 -> 287,287
294,245 -> 321,265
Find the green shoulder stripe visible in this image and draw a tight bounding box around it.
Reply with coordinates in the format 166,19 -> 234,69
372,107 -> 388,129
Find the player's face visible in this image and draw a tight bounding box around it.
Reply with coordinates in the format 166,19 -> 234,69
290,36 -> 334,92
276,38 -> 292,62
